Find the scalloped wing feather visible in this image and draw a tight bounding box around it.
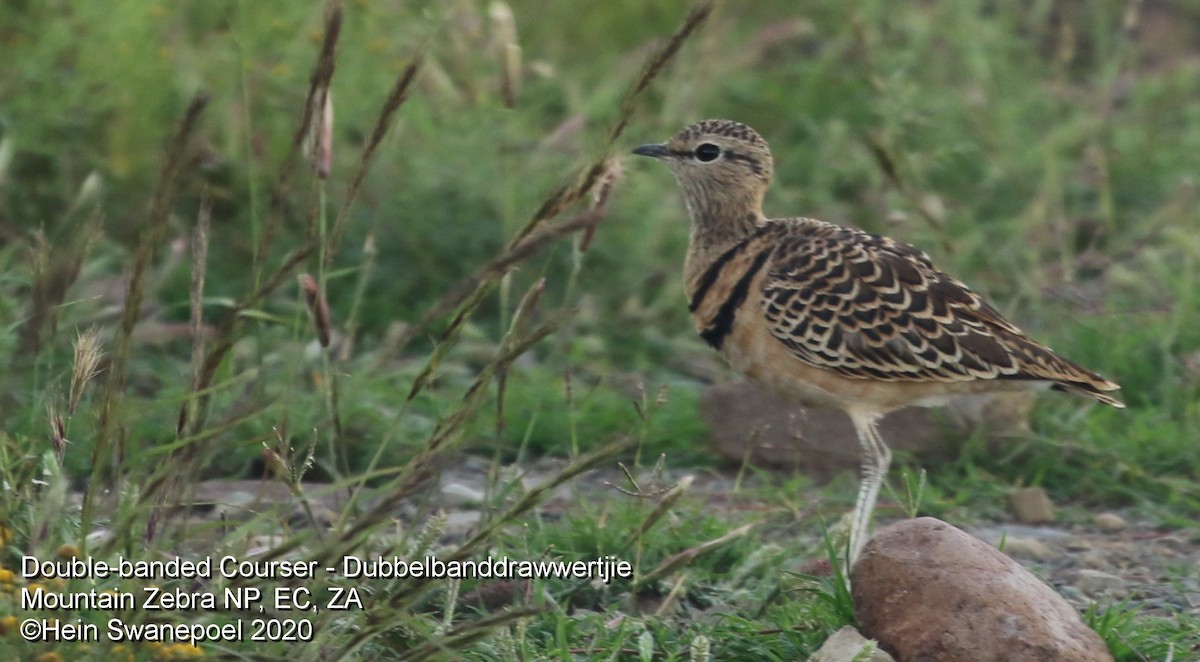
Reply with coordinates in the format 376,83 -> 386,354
760,219 -> 1123,406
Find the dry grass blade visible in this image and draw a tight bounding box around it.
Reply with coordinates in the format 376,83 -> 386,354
495,277 -> 545,437
185,239 -> 319,428
299,273 -> 332,347
338,234 -> 378,360
489,1 -> 521,108
336,605 -> 545,662
15,208 -> 102,358
863,131 -> 950,243
504,1 -> 709,246
448,435 -> 637,563
373,3 -> 708,369
326,54 -> 423,266
608,1 -> 714,144
633,523 -> 754,589
378,208 -> 601,365
69,328 -> 104,415
403,605 -> 548,662
580,157 -> 622,253
178,195 -> 211,436
258,2 -> 342,263
0,130 -> 11,191
321,292 -> 577,573
511,163 -> 608,247
88,92 -> 208,522
46,400 -> 67,464
366,437 -> 636,618
404,283 -> 492,403
17,229 -> 51,356
112,93 -> 209,356
305,88 -> 334,180
631,2 -> 713,96
624,475 -> 693,548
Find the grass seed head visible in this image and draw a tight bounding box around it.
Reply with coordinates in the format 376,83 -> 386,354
70,327 -> 105,414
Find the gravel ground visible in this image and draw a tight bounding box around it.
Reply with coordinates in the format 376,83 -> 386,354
162,455 -> 1199,624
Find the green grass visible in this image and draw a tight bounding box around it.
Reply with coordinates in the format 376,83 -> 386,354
2,0 -> 1199,659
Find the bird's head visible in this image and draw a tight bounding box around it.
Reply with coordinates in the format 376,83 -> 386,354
633,119 -> 773,226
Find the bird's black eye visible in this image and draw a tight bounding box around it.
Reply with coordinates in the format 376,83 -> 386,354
694,143 -> 721,162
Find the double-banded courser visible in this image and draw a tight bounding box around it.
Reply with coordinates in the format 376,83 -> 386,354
633,119 -> 1123,564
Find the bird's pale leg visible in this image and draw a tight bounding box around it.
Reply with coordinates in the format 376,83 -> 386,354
846,411 -> 891,567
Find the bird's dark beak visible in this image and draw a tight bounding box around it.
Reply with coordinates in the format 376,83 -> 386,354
632,143 -> 671,159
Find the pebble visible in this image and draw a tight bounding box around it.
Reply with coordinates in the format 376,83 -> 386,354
439,480 -> 487,507
1002,536 -> 1055,561
972,524 -> 1068,546
1010,486 -> 1056,524
1093,512 -> 1127,532
244,535 -> 286,557
1065,537 -> 1093,552
809,625 -> 895,662
443,510 -> 482,539
1078,550 -> 1114,572
1074,569 -> 1126,596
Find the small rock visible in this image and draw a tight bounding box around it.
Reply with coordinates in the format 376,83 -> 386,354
1094,512 -> 1127,532
439,480 -> 487,507
809,625 -> 895,662
85,528 -> 114,547
1065,537 -> 1094,552
244,535 -> 286,557
1074,569 -> 1126,596
443,510 -> 482,539
1056,585 -> 1086,606
852,517 -> 1113,662
1078,550 -> 1114,572
1010,486 -> 1056,523
1002,536 -> 1055,561
796,557 -> 834,578
974,523 -> 1067,543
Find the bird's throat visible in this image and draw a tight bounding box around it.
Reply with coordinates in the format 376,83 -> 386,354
677,177 -> 765,251
685,206 -> 764,254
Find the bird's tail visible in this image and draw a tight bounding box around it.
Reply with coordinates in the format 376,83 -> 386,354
1050,379 -> 1125,408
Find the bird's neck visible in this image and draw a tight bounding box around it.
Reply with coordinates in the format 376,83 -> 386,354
682,190 -> 765,254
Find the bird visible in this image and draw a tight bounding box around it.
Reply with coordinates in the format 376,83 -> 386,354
632,119 -> 1123,565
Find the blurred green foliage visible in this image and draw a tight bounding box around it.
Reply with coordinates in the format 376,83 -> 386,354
1,1 -> 1199,658
0,0 -> 1197,493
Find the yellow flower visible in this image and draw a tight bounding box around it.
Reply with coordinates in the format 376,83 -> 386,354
0,615 -> 20,636
35,653 -> 63,662
55,545 -> 81,560
155,642 -> 204,659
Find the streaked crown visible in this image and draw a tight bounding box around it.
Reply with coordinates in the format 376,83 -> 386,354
674,119 -> 767,148
658,119 -> 774,184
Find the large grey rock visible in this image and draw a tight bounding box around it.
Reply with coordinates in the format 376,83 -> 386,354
701,382 -> 1033,477
851,517 -> 1113,662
